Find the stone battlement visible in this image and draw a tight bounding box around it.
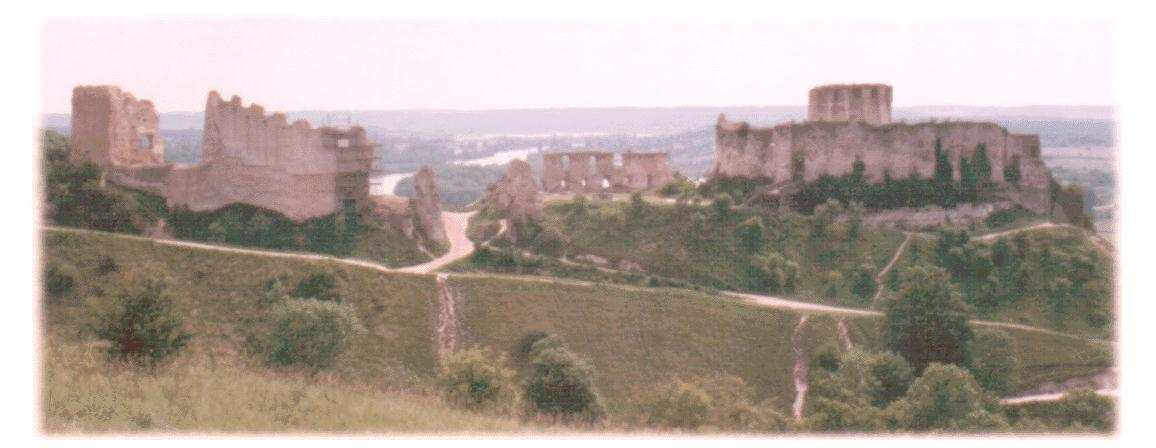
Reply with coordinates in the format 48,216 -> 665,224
70,85 -> 165,167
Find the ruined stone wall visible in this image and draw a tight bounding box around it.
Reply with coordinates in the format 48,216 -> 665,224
712,114 -> 1053,213
807,84 -> 892,126
540,150 -> 673,193
70,85 -> 165,167
482,159 -> 541,226
164,91 -> 375,221
410,166 -> 448,248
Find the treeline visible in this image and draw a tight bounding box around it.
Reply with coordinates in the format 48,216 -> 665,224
792,140 -> 1005,213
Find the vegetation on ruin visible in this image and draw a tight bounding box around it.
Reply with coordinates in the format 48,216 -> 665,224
42,229 -> 1112,433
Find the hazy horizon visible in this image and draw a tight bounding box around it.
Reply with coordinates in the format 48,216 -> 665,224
41,20 -> 1113,114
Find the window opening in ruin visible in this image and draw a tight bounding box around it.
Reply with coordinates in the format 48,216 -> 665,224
601,178 -> 610,189
560,180 -> 568,189
138,134 -> 153,150
580,179 -> 587,188
337,138 -> 351,148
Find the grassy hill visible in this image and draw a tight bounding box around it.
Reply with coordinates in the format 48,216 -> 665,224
41,229 -> 1111,432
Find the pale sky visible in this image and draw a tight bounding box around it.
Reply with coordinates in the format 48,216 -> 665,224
40,19 -> 1113,113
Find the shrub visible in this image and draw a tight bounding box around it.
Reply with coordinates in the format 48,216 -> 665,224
888,363 -> 1007,431
91,280 -> 191,365
968,328 -> 1018,395
261,274 -> 290,306
748,252 -> 799,293
812,343 -> 842,372
646,380 -> 713,430
523,337 -> 605,422
96,256 -> 119,275
44,263 -> 77,299
439,346 -> 518,413
846,200 -> 865,241
264,298 -> 361,369
1033,388 -> 1114,431
734,217 -> 766,254
811,199 -> 843,239
711,194 -> 733,221
292,272 -> 341,302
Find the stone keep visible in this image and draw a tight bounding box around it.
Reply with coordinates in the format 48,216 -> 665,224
70,86 -> 165,167
712,84 -> 1052,213
807,84 -> 893,126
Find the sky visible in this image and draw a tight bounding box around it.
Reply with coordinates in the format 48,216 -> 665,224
39,19 -> 1113,113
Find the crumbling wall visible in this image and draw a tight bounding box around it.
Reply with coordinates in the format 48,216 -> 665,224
164,91 -> 375,221
540,150 -> 673,193
70,85 -> 165,167
482,159 -> 541,222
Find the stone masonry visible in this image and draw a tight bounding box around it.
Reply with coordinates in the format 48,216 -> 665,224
712,84 -> 1053,213
541,151 -> 673,193
70,86 -> 165,167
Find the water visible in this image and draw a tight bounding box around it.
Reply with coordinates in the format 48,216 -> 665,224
369,147 -> 539,196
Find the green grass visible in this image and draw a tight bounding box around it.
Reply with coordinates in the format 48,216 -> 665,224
43,338 -> 521,434
525,200 -> 906,307
41,229 -> 1113,433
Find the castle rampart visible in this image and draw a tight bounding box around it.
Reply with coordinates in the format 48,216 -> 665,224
713,84 -> 1053,213
541,150 -> 674,193
70,86 -> 165,167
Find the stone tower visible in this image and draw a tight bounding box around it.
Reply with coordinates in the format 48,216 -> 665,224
807,84 -> 893,126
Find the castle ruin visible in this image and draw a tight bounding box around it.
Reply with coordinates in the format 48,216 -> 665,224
712,83 -> 1053,213
70,86 -> 377,222
540,151 -> 674,193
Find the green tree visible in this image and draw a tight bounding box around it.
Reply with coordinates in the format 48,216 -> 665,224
523,337 -> 605,422
646,380 -> 713,430
850,263 -> 877,302
439,346 -> 518,413
292,272 -> 341,302
91,280 -> 192,365
711,193 -> 733,222
846,200 -> 865,241
888,363 -> 1008,431
734,216 -> 766,254
885,265 -> 974,371
44,263 -> 77,299
973,144 -> 993,189
811,199 -> 843,239
968,328 -> 1018,395
932,138 -> 957,207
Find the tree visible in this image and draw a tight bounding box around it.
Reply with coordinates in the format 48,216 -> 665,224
44,263 -> 77,299
850,263 -> 877,302
885,265 -> 974,371
846,200 -> 865,241
646,380 -> 713,430
734,216 -> 766,254
91,280 -> 192,365
932,138 -> 957,207
523,337 -> 605,422
439,346 -> 518,413
888,363 -> 1008,431
292,272 -> 341,302
968,328 -> 1018,395
973,144 -> 993,189
711,193 -> 733,222
811,199 -> 843,239
748,252 -> 799,294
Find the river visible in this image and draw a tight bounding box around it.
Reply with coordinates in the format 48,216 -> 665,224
369,147 -> 538,196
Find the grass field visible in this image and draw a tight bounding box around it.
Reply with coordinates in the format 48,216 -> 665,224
40,229 -> 1113,432
523,200 -> 906,307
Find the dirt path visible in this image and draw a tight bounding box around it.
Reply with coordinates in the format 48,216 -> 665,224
397,212 -> 477,274
432,273 -> 461,361
790,316 -> 810,421
869,232 -> 913,309
1000,368 -> 1118,405
836,319 -> 854,351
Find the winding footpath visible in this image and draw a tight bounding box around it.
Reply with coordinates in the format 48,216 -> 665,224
868,232 -> 913,309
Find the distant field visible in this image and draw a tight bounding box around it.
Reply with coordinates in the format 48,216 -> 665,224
41,230 -> 1112,432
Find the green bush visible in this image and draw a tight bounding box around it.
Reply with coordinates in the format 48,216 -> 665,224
747,252 -> 798,293
263,299 -> 361,369
711,194 -> 733,221
811,343 -> 841,373
292,272 -> 341,302
885,265 -> 973,371
439,347 -> 518,413
523,337 -> 605,422
734,217 -> 766,254
96,256 -> 119,275
44,263 -> 77,299
968,328 -> 1018,395
646,380 -> 713,430
91,280 -> 191,365
849,263 -> 877,302
888,363 -> 1007,431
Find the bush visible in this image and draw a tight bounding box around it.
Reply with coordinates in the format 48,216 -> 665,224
1034,388 -> 1114,431
885,265 -> 973,372
711,194 -> 733,221
523,337 -> 605,422
849,263 -> 877,302
91,280 -> 191,365
439,347 -> 518,413
968,328 -> 1018,395
734,217 -> 766,254
44,263 -> 77,299
888,363 -> 1007,431
292,272 -> 341,302
96,256 -> 119,275
646,380 -> 713,430
263,298 -> 361,369
812,343 -> 842,373
747,252 -> 799,293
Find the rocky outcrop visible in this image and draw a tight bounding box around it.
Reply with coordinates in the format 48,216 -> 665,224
410,166 -> 448,249
481,159 -> 542,243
